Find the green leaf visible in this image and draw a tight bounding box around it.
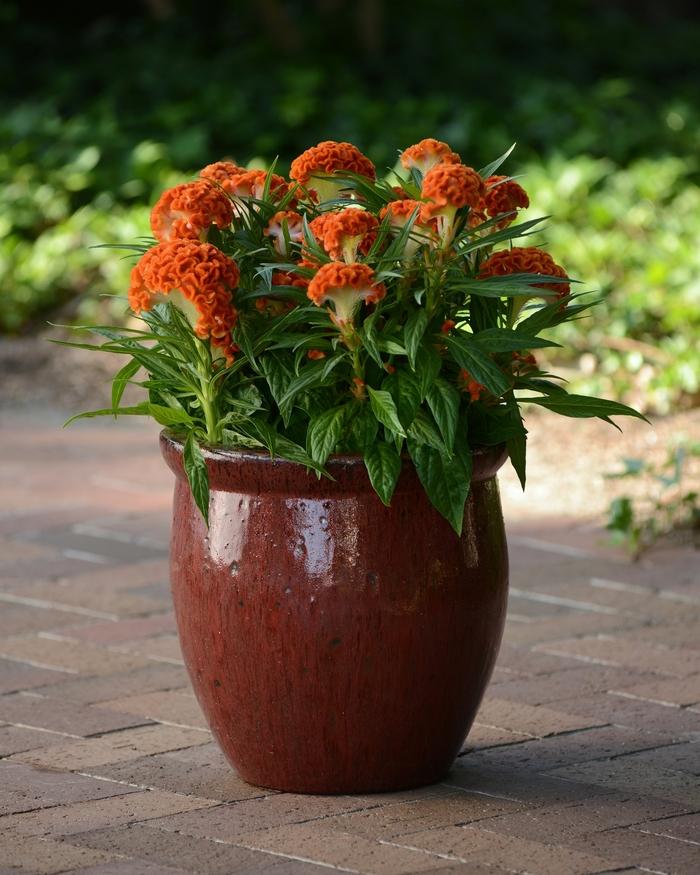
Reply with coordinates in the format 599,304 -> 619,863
351,402 -> 379,452
361,311 -> 382,367
277,361 -> 329,411
414,341 -> 442,397
183,432 -> 210,526
364,441 -> 402,506
507,430 -> 527,490
64,403 -> 193,428
383,368 -> 422,429
474,328 -> 560,353
444,333 -> 510,396
520,393 -> 648,422
248,420 -> 325,473
426,379 -> 461,452
367,387 -> 406,437
404,309 -> 429,369
111,359 -> 141,410
407,409 -> 447,453
478,143 -> 516,179
308,406 -> 347,466
407,439 -> 472,535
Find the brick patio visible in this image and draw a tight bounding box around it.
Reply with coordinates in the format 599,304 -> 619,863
1,411 -> 698,875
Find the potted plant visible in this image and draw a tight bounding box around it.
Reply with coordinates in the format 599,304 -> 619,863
67,138 -> 644,793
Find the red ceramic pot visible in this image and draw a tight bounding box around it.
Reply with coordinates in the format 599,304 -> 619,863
160,431 -> 509,794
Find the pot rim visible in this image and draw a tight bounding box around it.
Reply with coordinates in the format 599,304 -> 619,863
160,428 -> 508,492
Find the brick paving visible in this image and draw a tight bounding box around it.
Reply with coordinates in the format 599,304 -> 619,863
1,411 -> 698,875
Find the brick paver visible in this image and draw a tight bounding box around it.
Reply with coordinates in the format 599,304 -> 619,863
1,412 -> 699,875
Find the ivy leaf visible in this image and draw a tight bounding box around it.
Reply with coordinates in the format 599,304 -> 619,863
426,379 -> 461,452
364,441 -> 402,506
308,406 -> 347,466
407,439 -> 472,535
183,432 -> 210,526
404,309 -> 429,369
367,386 -> 406,437
444,333 -> 510,396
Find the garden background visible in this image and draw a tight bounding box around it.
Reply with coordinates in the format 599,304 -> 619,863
2,0 -> 698,419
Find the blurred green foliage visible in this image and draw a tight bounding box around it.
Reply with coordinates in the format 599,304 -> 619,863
2,0 -> 699,410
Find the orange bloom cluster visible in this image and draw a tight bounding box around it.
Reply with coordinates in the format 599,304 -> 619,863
128,240 -> 240,361
379,199 -> 436,251
227,170 -> 290,202
264,211 -> 304,256
458,369 -> 485,402
420,164 -> 485,218
478,247 -> 570,298
271,269 -> 309,289
199,161 -> 243,190
309,209 -> 379,261
307,262 -> 385,326
400,138 -> 461,175
150,182 -> 234,242
483,175 -> 529,227
290,141 -> 376,186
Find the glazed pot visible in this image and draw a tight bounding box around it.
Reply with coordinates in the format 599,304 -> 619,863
160,431 -> 509,794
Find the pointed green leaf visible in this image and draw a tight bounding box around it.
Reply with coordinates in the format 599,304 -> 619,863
364,441 -> 402,506
308,406 -> 348,466
367,387 -> 406,437
520,394 -> 648,422
110,359 -> 141,411
426,379 -> 461,452
183,432 -> 210,526
404,309 -> 429,369
406,409 -> 447,453
444,333 -> 510,396
407,439 -> 472,535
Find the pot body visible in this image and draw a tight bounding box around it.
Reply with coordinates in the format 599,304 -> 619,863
161,433 -> 509,794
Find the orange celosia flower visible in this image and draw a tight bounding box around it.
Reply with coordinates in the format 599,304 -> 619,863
483,175 -> 529,228
308,209 -> 378,262
199,160 -> 245,192
264,210 -> 304,256
150,182 -> 234,242
271,269 -> 309,289
512,350 -> 537,369
290,141 -> 375,203
307,261 -> 386,326
441,319 -> 456,334
421,164 -> 485,216
128,240 -> 239,361
458,369 -> 485,402
379,199 -> 436,252
225,169 -> 290,203
400,138 -> 461,175
478,247 -> 570,299
307,349 -> 327,360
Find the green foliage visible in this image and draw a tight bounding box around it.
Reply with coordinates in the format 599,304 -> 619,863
605,442 -> 700,557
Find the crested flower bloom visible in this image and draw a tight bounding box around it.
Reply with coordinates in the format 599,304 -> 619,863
307,261 -> 386,326
308,208 -> 379,262
379,199 -> 436,254
150,182 -> 234,242
290,141 -> 376,204
307,348 -> 327,360
483,175 -> 530,228
478,247 -> 570,299
421,164 -> 485,242
128,240 -> 240,361
264,211 -> 304,256
223,170 -> 291,215
400,138 -> 461,175
199,160 -> 244,191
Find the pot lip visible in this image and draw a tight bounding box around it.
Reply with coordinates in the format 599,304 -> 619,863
159,428 -> 505,469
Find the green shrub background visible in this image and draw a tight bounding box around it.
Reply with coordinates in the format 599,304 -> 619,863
2,0 -> 698,412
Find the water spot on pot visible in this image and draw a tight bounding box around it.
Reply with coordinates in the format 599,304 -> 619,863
330,637 -> 342,648
238,599 -> 244,607
284,587 -> 293,595
293,541 -> 306,561
309,595 -> 316,604
319,516 -> 328,530
213,679 -> 222,688
229,560 -> 239,575
366,571 -> 379,589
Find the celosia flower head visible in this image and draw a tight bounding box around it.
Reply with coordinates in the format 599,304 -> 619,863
264,211 -> 304,256
307,262 -> 385,326
225,170 -> 291,208
290,141 -> 375,204
420,164 -> 485,243
150,182 -> 234,242
458,369 -> 485,402
478,247 -> 569,299
379,199 -> 436,254
483,175 -> 530,228
128,241 -> 240,361
199,161 -> 244,192
400,138 -> 461,175
308,208 -> 379,262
